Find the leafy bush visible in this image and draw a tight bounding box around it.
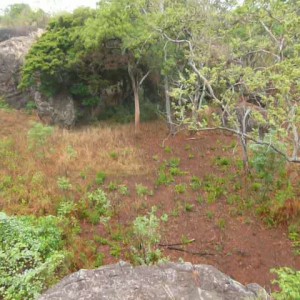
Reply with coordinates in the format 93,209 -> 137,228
81,189 -> 112,224
57,177 -> 72,191
0,213 -> 68,300
95,171 -> 106,185
135,184 -> 153,197
131,207 -> 164,265
27,122 -> 54,151
0,98 -> 10,111
271,267 -> 300,300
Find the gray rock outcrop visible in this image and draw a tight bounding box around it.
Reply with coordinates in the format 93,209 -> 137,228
0,30 -> 43,108
34,90 -> 76,128
39,262 -> 270,300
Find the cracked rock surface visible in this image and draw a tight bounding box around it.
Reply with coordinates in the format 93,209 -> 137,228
39,262 -> 270,300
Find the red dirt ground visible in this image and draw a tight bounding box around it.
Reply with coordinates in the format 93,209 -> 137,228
84,122 -> 300,292
1,110 -> 299,291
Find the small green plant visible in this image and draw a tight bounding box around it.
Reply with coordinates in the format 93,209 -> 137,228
152,155 -> 159,161
184,202 -> 194,212
164,146 -> 172,154
110,244 -> 122,258
217,218 -> 226,230
271,267 -> 300,300
288,224 -> 300,255
160,213 -> 169,222
168,157 -> 180,168
0,98 -> 10,110
169,167 -> 185,176
175,184 -> 187,194
109,151 -> 118,160
108,181 -> 118,191
188,153 -> 195,159
197,195 -> 204,205
156,164 -> 174,186
95,172 -> 106,185
131,206 -> 164,265
28,122 -> 54,151
57,200 -> 77,217
206,211 -> 214,220
83,189 -> 111,225
66,145 -> 77,159
119,184 -> 130,196
190,176 -> 202,191
136,184 -> 153,197
215,156 -> 230,167
57,177 -> 72,191
181,235 -> 194,245
94,253 -> 105,267
25,100 -> 37,112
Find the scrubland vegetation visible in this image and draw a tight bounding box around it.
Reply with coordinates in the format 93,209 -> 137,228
1,0 -> 300,299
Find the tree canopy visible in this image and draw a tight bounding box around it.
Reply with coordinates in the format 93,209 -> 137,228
20,0 -> 300,162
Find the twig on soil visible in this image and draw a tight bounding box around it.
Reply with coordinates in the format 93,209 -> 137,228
162,246 -> 215,256
159,239 -> 196,247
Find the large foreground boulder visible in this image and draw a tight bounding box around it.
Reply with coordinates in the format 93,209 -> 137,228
39,262 -> 270,300
0,30 -> 43,107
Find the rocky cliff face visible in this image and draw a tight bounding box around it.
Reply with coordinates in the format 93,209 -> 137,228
0,31 -> 76,127
39,262 -> 270,300
0,34 -> 36,107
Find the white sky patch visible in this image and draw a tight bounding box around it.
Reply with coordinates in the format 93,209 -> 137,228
0,0 -> 98,14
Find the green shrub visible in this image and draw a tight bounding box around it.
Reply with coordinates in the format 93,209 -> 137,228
108,181 -> 118,191
0,213 -> 68,300
0,98 -> 10,111
168,157 -> 180,168
88,189 -> 111,216
95,172 -> 106,185
271,267 -> 300,300
136,184 -> 153,197
118,185 -> 129,196
27,122 -> 54,151
57,177 -> 72,191
190,176 -> 202,191
131,207 -> 164,265
175,184 -> 187,194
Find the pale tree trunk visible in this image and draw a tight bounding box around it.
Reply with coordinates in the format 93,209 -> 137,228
128,65 -> 140,135
128,62 -> 151,136
164,76 -> 175,134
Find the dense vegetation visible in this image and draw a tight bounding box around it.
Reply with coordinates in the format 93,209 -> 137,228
1,0 -> 300,298
0,4 -> 49,29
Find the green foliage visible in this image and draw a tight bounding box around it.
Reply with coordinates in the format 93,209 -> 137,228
20,8 -> 96,98
131,206 -> 164,265
271,267 -> 300,300
164,146 -> 172,154
88,189 -> 111,218
57,177 -> 72,191
184,202 -> 194,212
0,213 -> 68,300
0,3 -> 49,28
80,189 -> 111,225
57,200 -> 77,217
175,183 -> 187,194
66,145 -> 77,159
108,181 -> 118,191
95,171 -> 106,185
118,185 -> 129,196
0,98 -> 10,111
27,122 -> 54,151
190,176 -> 202,191
135,184 -> 153,197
